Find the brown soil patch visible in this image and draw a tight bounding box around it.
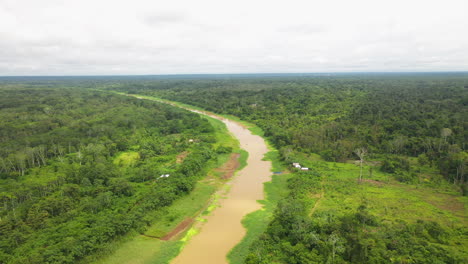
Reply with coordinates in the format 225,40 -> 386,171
176,151 -> 190,164
366,160 -> 382,166
309,193 -> 322,199
416,190 -> 466,220
361,179 -> 384,186
430,197 -> 466,216
346,160 -> 381,166
160,218 -> 194,241
215,153 -> 240,179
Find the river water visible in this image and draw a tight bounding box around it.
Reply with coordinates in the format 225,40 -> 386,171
171,114 -> 271,264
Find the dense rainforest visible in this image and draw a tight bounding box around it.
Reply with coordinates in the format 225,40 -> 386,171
1,73 -> 467,264
0,86 -> 221,263
108,74 -> 467,190
102,73 -> 467,263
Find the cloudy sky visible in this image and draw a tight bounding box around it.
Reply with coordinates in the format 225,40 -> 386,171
1,0 -> 467,75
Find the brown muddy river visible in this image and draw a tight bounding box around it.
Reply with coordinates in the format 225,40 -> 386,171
172,112 -> 272,264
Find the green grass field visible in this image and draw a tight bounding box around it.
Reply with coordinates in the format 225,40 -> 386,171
113,151 -> 140,167
309,160 -> 466,228
294,156 -> 468,259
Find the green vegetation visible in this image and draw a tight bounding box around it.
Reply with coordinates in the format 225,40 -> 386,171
245,150 -> 467,263
104,73 -> 467,263
1,73 -> 467,263
91,182 -> 216,264
91,234 -> 181,264
114,152 -> 140,167
109,74 -> 467,191
90,99 -> 243,264
0,86 -> 231,263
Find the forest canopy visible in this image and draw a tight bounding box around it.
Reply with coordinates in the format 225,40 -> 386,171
1,73 -> 467,264
0,86 -> 219,263
106,74 -> 467,189
100,73 -> 467,263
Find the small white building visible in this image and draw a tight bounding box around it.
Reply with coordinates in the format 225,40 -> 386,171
301,167 -> 309,171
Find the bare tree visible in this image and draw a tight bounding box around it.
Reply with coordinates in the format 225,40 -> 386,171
354,148 -> 367,183
76,150 -> 83,165
328,232 -> 344,264
36,145 -> 47,166
390,135 -> 407,154
441,128 -> 452,143
15,152 -> 27,176
438,128 -> 453,152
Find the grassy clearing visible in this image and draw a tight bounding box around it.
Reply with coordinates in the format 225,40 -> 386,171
113,151 -> 140,167
295,157 -> 468,256
286,153 -> 467,225
310,160 -> 466,226
144,183 -> 216,237
95,236 -> 181,264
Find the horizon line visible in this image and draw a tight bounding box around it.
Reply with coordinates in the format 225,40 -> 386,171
1,71 -> 468,78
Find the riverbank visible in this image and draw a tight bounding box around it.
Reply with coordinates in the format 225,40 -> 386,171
83,97 -> 246,263
125,93 -> 292,264
94,92 -> 294,264
117,93 -> 289,264
170,104 -> 271,264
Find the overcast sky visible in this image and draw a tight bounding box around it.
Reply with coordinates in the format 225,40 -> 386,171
1,0 -> 467,76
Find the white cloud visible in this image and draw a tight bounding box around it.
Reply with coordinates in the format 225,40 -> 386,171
0,0 -> 467,75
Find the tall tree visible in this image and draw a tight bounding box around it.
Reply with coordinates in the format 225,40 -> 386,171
354,148 -> 367,183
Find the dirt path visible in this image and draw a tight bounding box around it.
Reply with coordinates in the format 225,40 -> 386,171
309,189 -> 324,216
161,218 -> 194,240
215,153 -> 241,179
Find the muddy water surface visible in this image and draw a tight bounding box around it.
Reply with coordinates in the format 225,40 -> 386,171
172,113 -> 271,264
